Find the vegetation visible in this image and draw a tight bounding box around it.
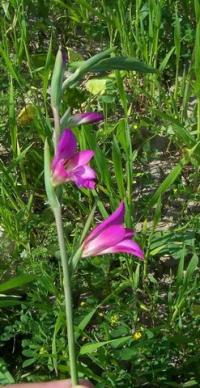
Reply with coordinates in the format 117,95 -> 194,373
0,0 -> 200,387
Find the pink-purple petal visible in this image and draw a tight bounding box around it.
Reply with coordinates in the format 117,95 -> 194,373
85,202 -> 125,243
82,225 -> 125,257
67,174 -> 96,189
52,159 -> 68,184
79,165 -> 96,179
70,164 -> 96,188
72,112 -> 104,125
81,179 -> 96,189
70,165 -> 96,180
52,129 -> 77,170
124,228 -> 134,239
101,239 -> 144,259
67,150 -> 95,170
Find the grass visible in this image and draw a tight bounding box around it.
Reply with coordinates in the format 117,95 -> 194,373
0,0 -> 200,387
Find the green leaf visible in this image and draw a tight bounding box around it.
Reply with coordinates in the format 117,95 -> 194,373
174,6 -> 181,60
156,112 -> 196,147
82,126 -> 112,192
62,47 -> 114,90
0,46 -> 21,85
176,247 -> 185,285
22,358 -> 36,368
0,274 -> 36,293
185,253 -> 198,284
60,107 -> 71,129
91,57 -> 157,73
0,299 -> 23,307
116,119 -> 128,153
172,124 -> 196,149
118,347 -> 138,360
159,47 -> 175,71
195,21 -> 200,83
52,311 -> 64,374
95,147 -> 112,192
11,143 -> 34,165
85,78 -> 109,95
42,35 -> 53,101
1,1 -> 10,18
79,202 -> 96,244
79,336 -> 131,355
132,263 -> 140,289
150,244 -> 168,256
8,77 -> 17,155
112,136 -> 125,198
75,307 -> 97,341
182,379 -> 198,387
0,358 -> 15,384
148,158 -> 187,208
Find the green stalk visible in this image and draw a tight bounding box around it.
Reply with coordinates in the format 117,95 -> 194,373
143,256 -> 148,280
54,207 -> 78,386
143,228 -> 153,280
125,120 -> 133,228
198,98 -> 200,139
52,106 -> 61,148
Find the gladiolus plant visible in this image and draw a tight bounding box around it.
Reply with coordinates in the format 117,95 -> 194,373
44,48 -> 144,387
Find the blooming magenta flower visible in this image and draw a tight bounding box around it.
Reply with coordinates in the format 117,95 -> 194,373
82,202 -> 144,259
70,112 -> 104,126
52,129 -> 96,189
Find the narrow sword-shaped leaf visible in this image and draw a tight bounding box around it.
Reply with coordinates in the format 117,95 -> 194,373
62,47 -> 115,90
112,136 -> 125,198
90,56 -> 157,73
0,274 -> 36,293
148,157 -> 187,208
79,336 -> 131,355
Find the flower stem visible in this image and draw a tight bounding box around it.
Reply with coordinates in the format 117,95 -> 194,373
54,206 -> 78,386
52,106 -> 61,148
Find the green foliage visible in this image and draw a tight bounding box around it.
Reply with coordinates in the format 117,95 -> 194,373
0,0 -> 200,386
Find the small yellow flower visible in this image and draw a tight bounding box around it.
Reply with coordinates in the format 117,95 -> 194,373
39,346 -> 46,355
133,124 -> 138,129
132,331 -> 142,340
80,301 -> 86,307
110,314 -> 119,326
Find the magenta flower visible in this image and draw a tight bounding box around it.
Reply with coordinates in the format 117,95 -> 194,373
70,112 -> 104,126
82,202 -> 144,259
52,129 -> 96,189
